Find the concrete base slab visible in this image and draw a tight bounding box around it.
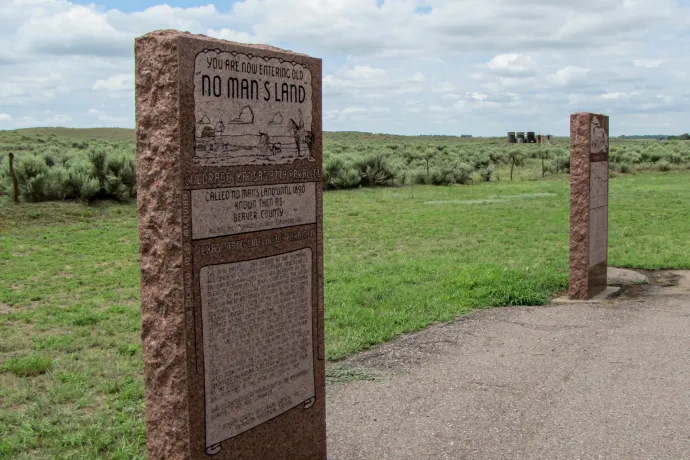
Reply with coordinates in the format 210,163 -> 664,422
657,270 -> 690,295
608,267 -> 648,286
553,286 -> 621,304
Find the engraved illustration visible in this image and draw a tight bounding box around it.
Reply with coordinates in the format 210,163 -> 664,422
193,49 -> 314,166
590,116 -> 609,154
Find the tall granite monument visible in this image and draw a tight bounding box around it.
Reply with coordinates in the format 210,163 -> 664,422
569,112 -> 609,300
135,30 -> 326,459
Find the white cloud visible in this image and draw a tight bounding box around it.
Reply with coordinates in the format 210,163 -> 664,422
0,83 -> 24,101
546,67 -> 590,87
486,54 -> 536,76
206,28 -> 254,43
93,74 -> 132,92
326,106 -> 389,121
600,92 -> 628,100
0,73 -> 69,105
88,108 -> 128,124
0,0 -> 688,135
17,2 -> 128,56
431,82 -> 455,93
0,112 -> 75,128
45,114 -> 73,125
18,116 -> 38,126
633,59 -> 664,68
324,65 -> 426,98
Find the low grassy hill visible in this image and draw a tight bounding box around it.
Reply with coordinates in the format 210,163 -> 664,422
0,127 -> 135,144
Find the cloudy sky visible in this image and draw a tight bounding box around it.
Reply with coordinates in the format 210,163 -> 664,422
1,0 -> 689,136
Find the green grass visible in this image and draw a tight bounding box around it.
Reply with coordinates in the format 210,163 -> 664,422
1,166 -> 689,457
0,201 -> 144,459
2,355 -> 54,377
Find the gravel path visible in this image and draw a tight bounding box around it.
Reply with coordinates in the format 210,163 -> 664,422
327,275 -> 690,460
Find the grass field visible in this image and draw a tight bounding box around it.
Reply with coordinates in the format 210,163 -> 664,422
2,166 -> 690,458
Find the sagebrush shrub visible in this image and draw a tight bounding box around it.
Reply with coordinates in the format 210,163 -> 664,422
324,157 -> 361,190
411,162 -> 472,185
3,132 -> 690,201
68,161 -> 100,201
355,153 -> 396,187
619,162 -> 635,174
428,168 -> 453,185
471,153 -> 491,170
119,158 -> 137,197
451,162 -> 473,184
479,165 -> 494,182
15,154 -> 48,183
547,153 -> 570,174
88,148 -> 109,185
669,153 -> 683,164
43,166 -> 71,200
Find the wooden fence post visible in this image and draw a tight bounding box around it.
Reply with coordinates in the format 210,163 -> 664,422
9,152 -> 19,203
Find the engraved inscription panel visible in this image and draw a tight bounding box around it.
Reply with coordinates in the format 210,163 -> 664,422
589,159 -> 609,267
589,206 -> 608,266
191,183 -> 316,240
199,249 -> 315,448
194,50 -> 314,166
589,161 -> 608,210
589,115 -> 608,268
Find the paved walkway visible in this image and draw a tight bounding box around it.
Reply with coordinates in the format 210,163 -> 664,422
326,281 -> 690,459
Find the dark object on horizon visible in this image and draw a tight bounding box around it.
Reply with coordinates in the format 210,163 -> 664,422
9,152 -> 19,203
508,131 -> 545,143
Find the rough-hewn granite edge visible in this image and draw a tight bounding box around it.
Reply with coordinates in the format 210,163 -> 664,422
569,113 -> 591,300
135,31 -> 190,459
145,28 -> 309,56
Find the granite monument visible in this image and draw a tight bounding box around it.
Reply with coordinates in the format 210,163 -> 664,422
569,112 -> 609,299
135,30 -> 326,459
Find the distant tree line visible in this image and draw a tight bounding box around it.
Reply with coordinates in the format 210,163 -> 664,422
618,133 -> 690,140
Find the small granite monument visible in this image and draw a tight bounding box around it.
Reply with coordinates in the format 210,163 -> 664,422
569,112 -> 609,299
135,30 -> 326,459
